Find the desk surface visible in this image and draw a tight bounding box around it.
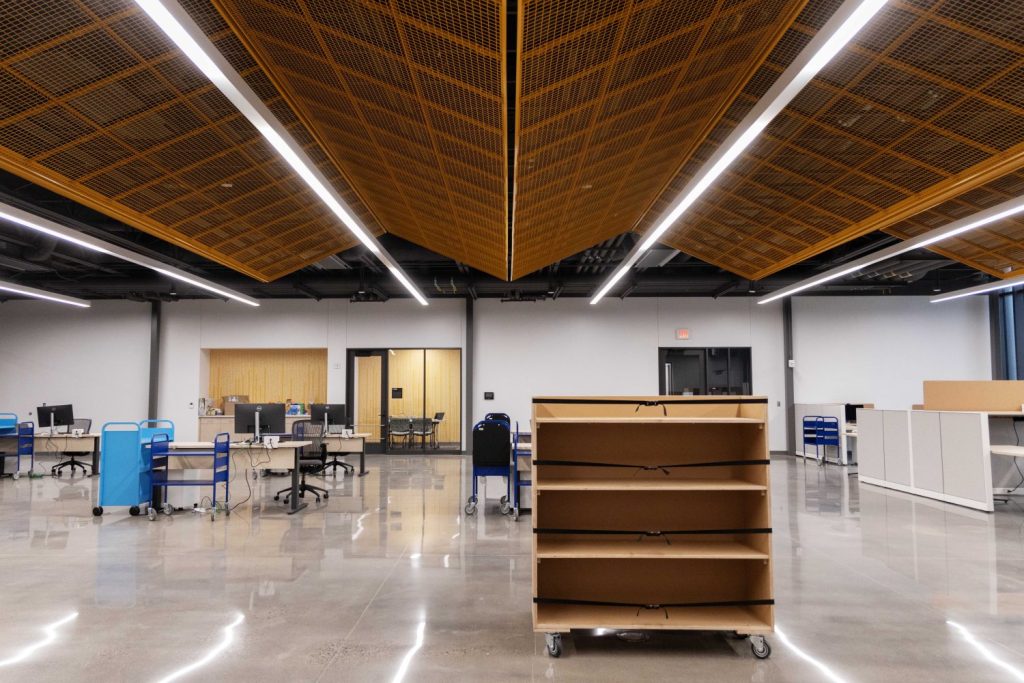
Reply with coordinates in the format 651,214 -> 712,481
170,440 -> 312,449
33,432 -> 100,439
991,445 -> 1024,459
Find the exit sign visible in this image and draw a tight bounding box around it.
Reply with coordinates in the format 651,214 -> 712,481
676,329 -> 690,340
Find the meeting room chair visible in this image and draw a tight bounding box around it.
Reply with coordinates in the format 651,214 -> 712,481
410,417 -> 433,450
388,416 -> 412,449
275,420 -> 329,505
52,418 -> 93,477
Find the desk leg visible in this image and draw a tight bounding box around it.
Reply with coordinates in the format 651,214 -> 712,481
288,449 -> 308,515
91,442 -> 100,476
358,447 -> 368,477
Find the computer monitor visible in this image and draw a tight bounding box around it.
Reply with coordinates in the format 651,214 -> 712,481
37,404 -> 74,433
845,404 -> 865,423
234,403 -> 286,438
311,404 -> 346,429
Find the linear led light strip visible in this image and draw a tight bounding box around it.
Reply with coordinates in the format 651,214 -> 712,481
590,0 -> 890,304
0,202 -> 259,306
134,0 -> 428,306
757,194 -> 1024,304
931,271 -> 1024,303
0,279 -> 90,308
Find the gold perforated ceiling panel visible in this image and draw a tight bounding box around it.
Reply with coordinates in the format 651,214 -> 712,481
511,0 -> 810,279
0,0 -> 383,281
210,0 -> 508,279
654,0 -> 1024,281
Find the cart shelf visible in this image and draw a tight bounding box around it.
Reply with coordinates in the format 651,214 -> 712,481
535,417 -> 763,425
535,477 -> 766,491
536,538 -> 768,560
535,603 -> 772,633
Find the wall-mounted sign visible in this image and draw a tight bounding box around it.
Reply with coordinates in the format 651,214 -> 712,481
675,328 -> 690,340
391,387 -> 403,399
484,392 -> 495,400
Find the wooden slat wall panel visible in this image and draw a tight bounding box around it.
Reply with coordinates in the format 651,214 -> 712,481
0,0 -> 383,281
425,348 -> 461,445
388,348 -> 426,420
650,0 -> 1024,280
211,0 -> 508,279
208,348 -> 327,404
512,0 -> 809,279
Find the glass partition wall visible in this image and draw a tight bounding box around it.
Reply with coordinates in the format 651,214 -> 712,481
347,348 -> 462,454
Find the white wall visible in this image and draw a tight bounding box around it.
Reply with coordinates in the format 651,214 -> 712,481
792,296 -> 991,409
157,298 -> 466,440
473,298 -> 788,450
0,300 -> 151,429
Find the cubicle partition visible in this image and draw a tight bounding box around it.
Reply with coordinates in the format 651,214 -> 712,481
858,409 -> 995,512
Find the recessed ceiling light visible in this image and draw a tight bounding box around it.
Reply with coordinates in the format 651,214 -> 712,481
220,182 -> 233,188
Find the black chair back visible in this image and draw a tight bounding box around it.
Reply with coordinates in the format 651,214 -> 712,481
472,420 -> 510,468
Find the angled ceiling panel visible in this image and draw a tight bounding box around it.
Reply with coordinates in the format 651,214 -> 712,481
655,0 -> 1024,280
0,0 -> 382,281
511,0 -> 811,279
209,0 -> 508,279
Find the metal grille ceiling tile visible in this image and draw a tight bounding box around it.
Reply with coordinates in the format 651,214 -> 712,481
210,0 -> 508,279
0,0 -> 384,282
511,0 -> 810,279
654,0 -> 1024,281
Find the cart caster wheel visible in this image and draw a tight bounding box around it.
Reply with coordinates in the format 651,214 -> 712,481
129,505 -> 140,516
92,506 -> 103,517
545,633 -> 562,658
750,636 -> 771,659
273,495 -> 280,501
499,501 -> 512,515
464,503 -> 476,515
148,508 -> 157,521
162,503 -> 173,516
12,471 -> 19,480
324,492 -> 329,499
499,495 -> 508,505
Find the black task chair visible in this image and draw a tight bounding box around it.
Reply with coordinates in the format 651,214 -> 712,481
52,418 -> 93,477
321,429 -> 355,476
275,420 -> 329,504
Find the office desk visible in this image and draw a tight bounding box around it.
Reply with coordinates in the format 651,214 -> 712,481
322,433 -> 369,476
33,432 -> 101,474
170,440 -> 313,514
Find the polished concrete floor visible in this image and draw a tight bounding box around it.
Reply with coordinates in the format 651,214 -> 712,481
1,455 -> 1024,682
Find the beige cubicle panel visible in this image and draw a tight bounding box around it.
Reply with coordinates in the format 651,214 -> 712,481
857,410 -> 885,481
940,412 -> 991,503
923,380 -> 1024,412
882,411 -> 911,487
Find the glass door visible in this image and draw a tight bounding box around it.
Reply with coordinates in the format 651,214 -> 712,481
348,348 -> 462,454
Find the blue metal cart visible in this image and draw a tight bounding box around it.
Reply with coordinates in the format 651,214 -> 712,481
465,417 -> 512,515
94,422 -> 154,517
802,415 -> 841,465
0,416 -> 33,479
507,422 -> 531,520
150,433 -> 231,522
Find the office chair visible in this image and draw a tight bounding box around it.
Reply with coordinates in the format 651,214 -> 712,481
388,416 -> 412,449
275,420 -> 329,504
52,418 -> 93,477
321,427 -> 355,476
485,412 -> 510,425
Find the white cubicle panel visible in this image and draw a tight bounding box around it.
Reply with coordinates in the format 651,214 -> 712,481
910,412 -> 943,495
882,411 -> 912,486
857,409 -> 885,480
940,412 -> 991,504
858,409 -> 994,512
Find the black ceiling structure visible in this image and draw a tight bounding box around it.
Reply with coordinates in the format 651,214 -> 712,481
0,169 -> 991,305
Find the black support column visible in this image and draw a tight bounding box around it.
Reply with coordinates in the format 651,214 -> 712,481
465,296 -> 474,455
783,298 -> 795,455
148,301 -> 162,418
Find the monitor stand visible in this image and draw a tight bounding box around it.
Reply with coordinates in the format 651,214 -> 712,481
49,413 -> 56,437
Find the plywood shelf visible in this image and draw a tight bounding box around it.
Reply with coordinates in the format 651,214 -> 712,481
535,604 -> 772,633
535,417 -> 764,425
536,478 -> 766,492
536,538 -> 768,560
